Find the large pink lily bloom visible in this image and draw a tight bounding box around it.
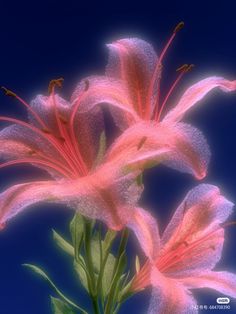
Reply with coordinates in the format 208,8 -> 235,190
132,184 -> 236,313
0,80 -> 160,259
78,27 -> 236,179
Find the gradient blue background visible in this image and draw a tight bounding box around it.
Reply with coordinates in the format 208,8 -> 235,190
0,1 -> 236,313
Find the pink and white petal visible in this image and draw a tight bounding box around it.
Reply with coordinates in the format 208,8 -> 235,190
0,177 -> 129,231
29,94 -> 71,134
159,184 -> 234,277
163,77 -> 236,123
148,268 -> 198,314
161,184 -> 233,246
71,76 -> 139,128
163,228 -> 225,278
106,38 -> 158,116
106,121 -> 210,180
181,271 -> 236,299
127,207 -> 160,260
0,124 -> 69,179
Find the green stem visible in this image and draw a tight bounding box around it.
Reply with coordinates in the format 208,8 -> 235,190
84,220 -> 101,314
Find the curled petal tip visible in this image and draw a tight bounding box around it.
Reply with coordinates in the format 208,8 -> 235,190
196,170 -> 207,180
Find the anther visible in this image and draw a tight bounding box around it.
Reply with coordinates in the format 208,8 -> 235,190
48,78 -> 64,94
41,128 -> 51,134
187,64 -> 195,72
137,136 -> 147,150
174,21 -> 185,33
1,86 -> 17,98
176,64 -> 189,72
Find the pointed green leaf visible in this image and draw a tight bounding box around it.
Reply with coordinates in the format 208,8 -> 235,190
70,213 -> 85,260
103,229 -> 117,253
73,259 -> 89,293
101,252 -> 116,297
51,296 -> 78,314
53,230 -> 74,257
23,264 -> 86,313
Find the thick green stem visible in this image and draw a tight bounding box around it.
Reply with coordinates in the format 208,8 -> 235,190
84,220 -> 101,314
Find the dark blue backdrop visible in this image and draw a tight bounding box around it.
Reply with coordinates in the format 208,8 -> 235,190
0,1 -> 236,313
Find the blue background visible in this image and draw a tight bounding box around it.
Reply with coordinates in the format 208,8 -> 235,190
0,1 -> 236,313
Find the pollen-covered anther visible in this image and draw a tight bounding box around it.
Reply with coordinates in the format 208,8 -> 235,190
48,77 -> 64,94
176,64 -> 189,73
41,128 -> 52,134
174,21 -> 185,33
1,86 -> 17,98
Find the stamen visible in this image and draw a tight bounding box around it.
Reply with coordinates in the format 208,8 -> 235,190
146,21 -> 185,120
158,221 -> 229,272
69,80 -> 90,174
154,63 -> 194,121
0,116 -> 78,175
1,86 -> 48,129
48,78 -> 85,175
1,86 -> 16,97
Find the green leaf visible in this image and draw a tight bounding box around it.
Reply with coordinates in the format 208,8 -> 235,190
93,131 -> 106,168
53,230 -> 74,257
74,258 -> 89,293
101,252 -> 116,297
51,296 -> 78,314
23,264 -> 86,313
103,229 -> 117,253
104,251 -> 127,314
70,213 -> 85,261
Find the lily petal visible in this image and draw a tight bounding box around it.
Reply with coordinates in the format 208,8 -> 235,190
127,207 -> 160,260
29,94 -> 71,132
159,184 -> 234,276
163,77 -> 236,123
181,271 -> 236,299
148,268 -> 197,314
106,121 -> 210,180
162,184 -> 233,245
71,76 -> 138,128
106,38 -> 158,117
0,179 -> 105,229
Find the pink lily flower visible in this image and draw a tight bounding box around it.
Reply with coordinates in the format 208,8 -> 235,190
0,79 -> 160,259
132,184 -> 236,313
79,24 -> 236,179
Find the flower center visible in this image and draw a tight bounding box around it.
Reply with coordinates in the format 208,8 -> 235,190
0,80 -> 89,179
